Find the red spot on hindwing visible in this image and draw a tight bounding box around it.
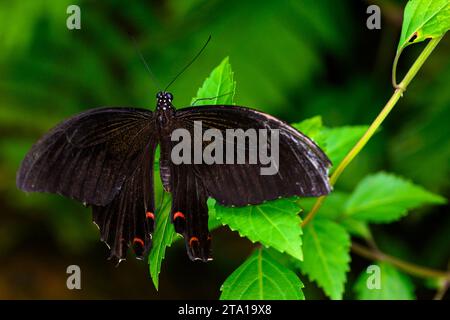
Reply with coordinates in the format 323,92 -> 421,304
146,211 -> 155,220
189,236 -> 199,247
173,211 -> 185,220
133,237 -> 144,247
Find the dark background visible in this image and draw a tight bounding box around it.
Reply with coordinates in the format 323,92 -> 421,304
0,0 -> 448,299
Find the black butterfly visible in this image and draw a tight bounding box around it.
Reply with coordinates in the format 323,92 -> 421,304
16,91 -> 331,263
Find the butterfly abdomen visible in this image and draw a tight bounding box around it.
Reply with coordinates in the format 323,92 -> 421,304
159,160 -> 171,192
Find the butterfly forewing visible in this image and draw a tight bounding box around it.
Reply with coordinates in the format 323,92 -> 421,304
175,105 -> 332,206
17,108 -> 155,206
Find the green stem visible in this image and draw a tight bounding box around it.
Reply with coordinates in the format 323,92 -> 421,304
351,242 -> 450,280
302,36 -> 443,228
433,279 -> 449,300
391,48 -> 402,88
330,89 -> 402,185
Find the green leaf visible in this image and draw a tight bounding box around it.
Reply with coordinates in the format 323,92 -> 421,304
291,116 -> 326,148
191,57 -> 236,106
215,198 -> 303,260
297,218 -> 351,300
397,0 -> 450,53
148,193 -> 176,290
207,198 -> 222,230
354,262 -> 415,300
345,172 -> 446,223
292,117 -> 369,172
299,191 -> 349,220
339,218 -> 371,240
220,248 -> 305,300
393,0 -> 449,85
299,192 -> 371,240
321,126 -> 368,169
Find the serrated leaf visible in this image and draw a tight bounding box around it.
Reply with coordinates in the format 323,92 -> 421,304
192,57 -> 236,106
220,248 -> 305,300
299,191 -> 349,220
393,0 -> 450,85
215,198 -> 303,261
297,218 -> 351,300
207,198 -> 222,230
148,192 -> 176,290
292,116 -> 326,148
299,192 -> 371,240
344,172 -> 446,223
339,218 -> 371,240
322,126 -> 368,169
292,117 -> 369,171
397,0 -> 450,53
354,262 -> 415,300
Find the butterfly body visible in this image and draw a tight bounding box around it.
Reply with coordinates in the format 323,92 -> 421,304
17,91 -> 332,263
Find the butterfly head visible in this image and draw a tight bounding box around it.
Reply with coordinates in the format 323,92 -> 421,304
156,91 -> 174,111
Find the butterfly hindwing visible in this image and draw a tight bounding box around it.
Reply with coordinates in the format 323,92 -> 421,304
168,156 -> 211,262
92,138 -> 157,262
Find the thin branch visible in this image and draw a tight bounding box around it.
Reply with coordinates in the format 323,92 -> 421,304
433,280 -> 449,300
351,242 -> 450,280
302,36 -> 444,228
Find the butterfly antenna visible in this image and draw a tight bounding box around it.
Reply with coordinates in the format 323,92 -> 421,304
192,91 -> 234,106
164,35 -> 212,92
131,36 -> 162,90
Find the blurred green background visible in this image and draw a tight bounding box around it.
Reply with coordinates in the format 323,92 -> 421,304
0,0 -> 448,299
